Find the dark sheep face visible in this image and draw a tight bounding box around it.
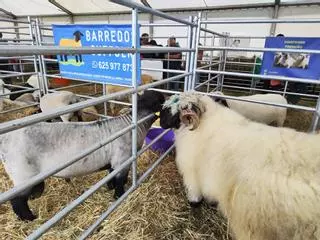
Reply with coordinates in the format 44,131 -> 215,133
160,107 -> 180,129
137,90 -> 165,113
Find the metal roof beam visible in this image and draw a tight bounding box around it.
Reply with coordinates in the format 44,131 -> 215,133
0,8 -> 17,19
48,0 -> 73,15
48,0 -> 74,23
140,0 -> 151,8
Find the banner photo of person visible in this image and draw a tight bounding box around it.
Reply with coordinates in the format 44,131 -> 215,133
52,24 -> 141,86
260,37 -> 320,80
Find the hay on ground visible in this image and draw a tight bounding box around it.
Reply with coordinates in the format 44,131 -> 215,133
0,101 -> 39,123
0,151 -> 230,240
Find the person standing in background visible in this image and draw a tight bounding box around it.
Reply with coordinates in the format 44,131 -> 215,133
163,36 -> 182,90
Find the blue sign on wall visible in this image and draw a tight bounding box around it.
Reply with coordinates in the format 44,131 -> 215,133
52,24 -> 141,86
260,37 -> 320,80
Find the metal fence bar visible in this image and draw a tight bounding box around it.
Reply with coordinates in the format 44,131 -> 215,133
0,87 -> 37,98
191,13 -> 202,90
200,27 -> 227,37
79,144 -> 175,240
141,67 -> 186,74
195,90 -> 316,112
0,73 -> 190,134
202,18 -> 320,24
195,74 -> 219,90
131,7 -> 139,187
110,0 -> 196,26
213,83 -> 319,99
196,69 -> 320,85
0,71 -> 36,79
0,46 -> 195,56
0,102 -> 39,115
200,46 -> 320,54
0,18 -> 31,24
140,23 -> 186,27
184,16 -> 193,92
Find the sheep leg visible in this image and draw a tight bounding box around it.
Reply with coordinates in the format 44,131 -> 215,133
183,173 -> 203,207
106,168 -> 116,190
10,195 -> 36,221
79,55 -> 82,62
59,55 -> 63,62
30,181 -> 45,200
75,55 -> 79,63
113,171 -> 129,199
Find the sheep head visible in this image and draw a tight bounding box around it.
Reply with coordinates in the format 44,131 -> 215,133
137,90 -> 165,113
160,92 -> 206,131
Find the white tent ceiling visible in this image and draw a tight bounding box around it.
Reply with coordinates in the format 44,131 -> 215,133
0,0 -> 317,17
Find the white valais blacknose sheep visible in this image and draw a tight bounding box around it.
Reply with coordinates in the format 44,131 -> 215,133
212,91 -> 287,126
0,90 -> 165,221
160,92 -> 320,240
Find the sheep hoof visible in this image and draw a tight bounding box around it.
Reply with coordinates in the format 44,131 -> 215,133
189,200 -> 203,208
65,178 -> 71,183
107,181 -> 115,190
113,189 -> 124,200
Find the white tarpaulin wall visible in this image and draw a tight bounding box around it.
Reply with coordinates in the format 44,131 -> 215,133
0,0 -> 319,58
0,0 -> 317,16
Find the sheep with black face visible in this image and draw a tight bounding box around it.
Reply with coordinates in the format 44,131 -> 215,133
160,92 -> 320,240
0,90 -> 165,221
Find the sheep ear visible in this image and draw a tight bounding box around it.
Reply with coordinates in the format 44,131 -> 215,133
180,107 -> 200,131
214,97 -> 228,107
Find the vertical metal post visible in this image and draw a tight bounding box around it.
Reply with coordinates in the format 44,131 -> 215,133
207,35 -> 215,93
191,12 -> 201,91
13,22 -> 24,82
250,55 -> 257,94
103,83 -> 107,116
220,34 -> 229,91
27,17 -> 42,97
131,8 -> 139,186
283,81 -> 288,97
35,17 -> 49,94
184,16 -> 193,92
269,3 -> 280,36
149,14 -> 154,39
310,94 -> 320,133
203,11 -> 208,46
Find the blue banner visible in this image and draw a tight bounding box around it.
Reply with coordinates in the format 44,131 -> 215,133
260,37 -> 320,80
52,24 -> 141,86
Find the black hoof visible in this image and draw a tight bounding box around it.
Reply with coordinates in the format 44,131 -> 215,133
107,181 -> 115,190
189,199 -> 203,208
19,212 -> 37,221
65,178 -> 71,183
113,190 -> 124,200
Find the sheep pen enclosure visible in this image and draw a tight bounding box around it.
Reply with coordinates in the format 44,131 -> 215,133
1,0 -> 320,239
